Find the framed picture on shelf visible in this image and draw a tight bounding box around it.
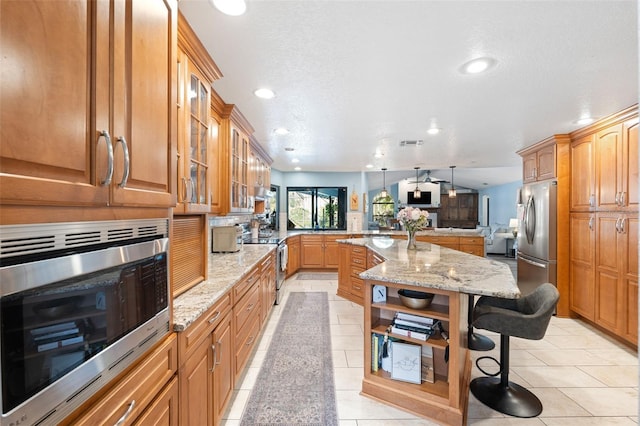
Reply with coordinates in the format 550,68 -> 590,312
390,341 -> 421,384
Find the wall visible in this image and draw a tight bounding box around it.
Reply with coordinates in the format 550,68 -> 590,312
477,180 -> 522,229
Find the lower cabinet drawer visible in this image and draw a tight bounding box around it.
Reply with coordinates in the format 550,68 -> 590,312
67,333 -> 177,425
459,245 -> 484,257
133,376 -> 179,425
351,277 -> 365,298
235,284 -> 260,333
234,315 -> 260,379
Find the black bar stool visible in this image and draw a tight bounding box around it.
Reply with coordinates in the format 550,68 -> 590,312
470,283 -> 559,418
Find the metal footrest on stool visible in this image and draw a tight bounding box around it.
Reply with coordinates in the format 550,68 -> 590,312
470,376 -> 543,418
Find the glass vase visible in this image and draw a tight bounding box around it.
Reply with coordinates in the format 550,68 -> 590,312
406,229 -> 417,250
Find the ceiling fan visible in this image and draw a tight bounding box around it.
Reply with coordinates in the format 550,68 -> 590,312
407,170 -> 448,184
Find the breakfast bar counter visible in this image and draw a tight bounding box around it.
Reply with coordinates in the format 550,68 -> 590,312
343,237 -> 518,298
337,237 -> 518,426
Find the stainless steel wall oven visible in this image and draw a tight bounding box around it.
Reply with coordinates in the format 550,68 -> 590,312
0,219 -> 170,426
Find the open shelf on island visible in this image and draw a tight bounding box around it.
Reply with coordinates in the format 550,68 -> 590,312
362,279 -> 471,425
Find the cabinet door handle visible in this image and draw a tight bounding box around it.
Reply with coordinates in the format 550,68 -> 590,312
98,130 -> 114,186
210,344 -> 217,372
181,177 -> 188,203
215,339 -> 223,366
115,136 -> 130,188
621,192 -> 626,206
615,192 -> 620,206
114,400 -> 135,426
615,217 -> 622,233
588,216 -> 594,230
589,194 -> 595,208
620,217 -> 626,233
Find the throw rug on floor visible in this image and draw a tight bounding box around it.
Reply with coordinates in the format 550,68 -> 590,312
240,292 -> 338,426
296,272 -> 338,280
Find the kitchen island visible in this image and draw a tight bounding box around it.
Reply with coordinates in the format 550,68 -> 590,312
337,237 -> 518,425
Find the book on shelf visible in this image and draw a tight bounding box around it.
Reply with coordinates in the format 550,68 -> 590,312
395,312 -> 436,327
372,334 -> 379,372
421,345 -> 435,383
390,325 -> 430,341
391,322 -> 437,336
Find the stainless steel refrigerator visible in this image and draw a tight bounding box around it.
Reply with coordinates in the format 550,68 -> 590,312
517,180 -> 557,296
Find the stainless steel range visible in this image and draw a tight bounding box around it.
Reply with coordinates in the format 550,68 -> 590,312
242,235 -> 287,305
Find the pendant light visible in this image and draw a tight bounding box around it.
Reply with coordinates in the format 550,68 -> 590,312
413,167 -> 421,199
379,168 -> 389,198
448,165 -> 457,198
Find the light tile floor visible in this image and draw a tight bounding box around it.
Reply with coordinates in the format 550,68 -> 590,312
222,273 -> 638,425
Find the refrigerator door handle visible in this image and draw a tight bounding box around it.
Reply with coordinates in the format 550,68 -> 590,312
525,195 -> 536,245
519,256 -> 547,269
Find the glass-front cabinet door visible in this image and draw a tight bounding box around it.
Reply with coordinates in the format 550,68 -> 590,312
189,72 -> 209,206
231,128 -> 249,211
178,59 -> 211,213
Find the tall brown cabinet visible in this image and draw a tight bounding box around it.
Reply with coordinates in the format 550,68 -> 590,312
569,105 -> 638,346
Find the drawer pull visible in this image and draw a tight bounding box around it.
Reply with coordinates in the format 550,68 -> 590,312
246,335 -> 255,346
114,400 -> 135,426
208,311 -> 221,324
246,303 -> 254,311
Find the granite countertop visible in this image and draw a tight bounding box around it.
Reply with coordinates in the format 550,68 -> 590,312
172,244 -> 276,332
339,237 -> 518,299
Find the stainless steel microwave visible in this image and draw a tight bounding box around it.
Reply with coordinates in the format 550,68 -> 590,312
0,219 -> 171,426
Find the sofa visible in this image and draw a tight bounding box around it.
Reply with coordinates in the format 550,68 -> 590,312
477,224 -> 515,255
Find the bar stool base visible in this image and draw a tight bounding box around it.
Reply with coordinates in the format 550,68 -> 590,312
470,377 -> 543,418
468,332 -> 495,351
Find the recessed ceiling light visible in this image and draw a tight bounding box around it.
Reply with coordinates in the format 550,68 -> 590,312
576,117 -> 595,125
254,88 -> 275,99
365,164 -> 373,169
374,152 -> 383,159
294,166 -> 301,171
460,57 -> 497,74
210,0 -> 246,16
291,158 -> 299,163
427,127 -> 440,135
274,128 -> 289,135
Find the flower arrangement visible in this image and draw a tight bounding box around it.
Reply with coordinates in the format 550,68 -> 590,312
397,206 -> 430,231
397,207 -> 429,249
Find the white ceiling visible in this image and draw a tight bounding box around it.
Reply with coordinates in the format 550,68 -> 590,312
179,0 -> 638,190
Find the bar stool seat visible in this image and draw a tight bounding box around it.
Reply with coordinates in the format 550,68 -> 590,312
470,283 -> 559,418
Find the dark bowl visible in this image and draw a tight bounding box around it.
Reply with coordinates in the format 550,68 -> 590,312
398,289 -> 434,309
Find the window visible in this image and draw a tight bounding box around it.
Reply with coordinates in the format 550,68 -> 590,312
287,187 -> 347,230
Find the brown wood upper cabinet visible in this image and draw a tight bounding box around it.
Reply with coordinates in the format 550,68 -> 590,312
176,14 -> 224,214
518,134 -> 570,183
249,136 -> 273,213
570,107 -> 638,212
1,0 -> 177,209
